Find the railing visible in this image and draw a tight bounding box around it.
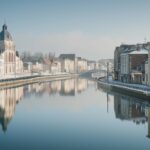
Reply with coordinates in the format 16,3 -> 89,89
109,80 -> 150,92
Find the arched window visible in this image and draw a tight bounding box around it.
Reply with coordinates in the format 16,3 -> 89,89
9,52 -> 11,62
13,53 -> 15,62
11,53 -> 13,62
5,53 -> 7,62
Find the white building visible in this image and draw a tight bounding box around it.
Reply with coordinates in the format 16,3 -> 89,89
77,57 -> 87,73
144,61 -> 149,85
0,24 -> 23,78
148,50 -> 150,85
87,61 -> 96,70
120,53 -> 129,75
51,60 -> 61,73
59,54 -> 77,73
120,49 -> 148,83
32,62 -> 44,73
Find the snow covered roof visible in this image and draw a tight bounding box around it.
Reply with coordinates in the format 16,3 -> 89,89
129,49 -> 148,55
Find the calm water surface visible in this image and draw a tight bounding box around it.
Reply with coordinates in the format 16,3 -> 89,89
0,78 -> 150,150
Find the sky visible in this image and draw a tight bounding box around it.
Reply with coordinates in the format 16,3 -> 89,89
0,0 -> 150,60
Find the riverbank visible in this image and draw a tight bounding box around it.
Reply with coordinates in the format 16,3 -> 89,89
0,73 -> 78,89
97,79 -> 150,100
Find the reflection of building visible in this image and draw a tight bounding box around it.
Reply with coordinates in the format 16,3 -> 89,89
60,79 -> 75,96
75,78 -> 88,93
147,108 -> 150,138
60,78 -> 88,96
0,78 -> 90,132
50,81 -> 61,93
24,78 -> 89,97
114,94 -> 147,124
0,87 -> 23,132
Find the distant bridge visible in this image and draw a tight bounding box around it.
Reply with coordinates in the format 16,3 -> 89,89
79,70 -> 107,80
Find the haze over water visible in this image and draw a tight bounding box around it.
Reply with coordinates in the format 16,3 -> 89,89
0,78 -> 149,150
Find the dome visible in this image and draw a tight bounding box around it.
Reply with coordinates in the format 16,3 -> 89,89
0,24 -> 12,41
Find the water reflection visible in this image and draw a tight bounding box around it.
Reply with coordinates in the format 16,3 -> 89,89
0,78 -> 89,132
0,87 -> 23,132
1,77 -> 150,146
24,78 -> 89,97
147,108 -> 150,138
97,83 -> 150,139
114,94 -> 147,124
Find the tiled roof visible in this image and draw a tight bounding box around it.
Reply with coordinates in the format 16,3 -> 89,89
59,54 -> 75,60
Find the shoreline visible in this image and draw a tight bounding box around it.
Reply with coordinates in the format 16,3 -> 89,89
0,73 -> 78,89
97,80 -> 150,100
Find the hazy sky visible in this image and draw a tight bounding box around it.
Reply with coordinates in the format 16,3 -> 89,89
0,0 -> 150,60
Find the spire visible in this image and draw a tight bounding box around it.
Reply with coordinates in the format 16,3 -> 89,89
2,24 -> 7,31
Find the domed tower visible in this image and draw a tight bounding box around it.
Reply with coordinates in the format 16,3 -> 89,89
0,24 -> 13,41
0,24 -> 16,76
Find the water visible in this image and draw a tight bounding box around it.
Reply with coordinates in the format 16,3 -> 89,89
0,77 -> 150,150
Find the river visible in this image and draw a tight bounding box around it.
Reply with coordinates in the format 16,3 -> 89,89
0,77 -> 150,150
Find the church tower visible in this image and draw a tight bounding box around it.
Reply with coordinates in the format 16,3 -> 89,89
0,24 -> 16,76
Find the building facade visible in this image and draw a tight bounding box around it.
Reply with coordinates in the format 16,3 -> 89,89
59,54 -> 77,73
148,49 -> 150,85
114,43 -> 149,84
120,49 -> 148,83
0,24 -> 23,78
77,57 -> 88,73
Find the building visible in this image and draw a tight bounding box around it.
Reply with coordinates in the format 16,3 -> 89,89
51,60 -> 61,73
148,49 -> 150,85
120,48 -> 148,83
77,57 -> 88,73
59,54 -> 77,73
87,60 -> 96,70
23,62 -> 32,74
0,24 -> 23,78
32,61 -> 44,73
144,61 -> 149,85
114,44 -> 135,80
114,43 -> 149,83
16,51 -> 24,74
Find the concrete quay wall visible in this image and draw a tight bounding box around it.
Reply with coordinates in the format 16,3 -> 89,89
98,81 -> 150,100
0,74 -> 78,89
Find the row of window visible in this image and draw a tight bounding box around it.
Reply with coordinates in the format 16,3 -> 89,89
5,52 -> 15,62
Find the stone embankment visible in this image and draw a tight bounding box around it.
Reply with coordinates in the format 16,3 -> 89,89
98,80 -> 150,100
0,73 -> 77,89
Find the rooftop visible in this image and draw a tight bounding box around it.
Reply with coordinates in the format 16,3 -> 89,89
129,49 -> 148,55
59,54 -> 75,60
0,24 -> 13,41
